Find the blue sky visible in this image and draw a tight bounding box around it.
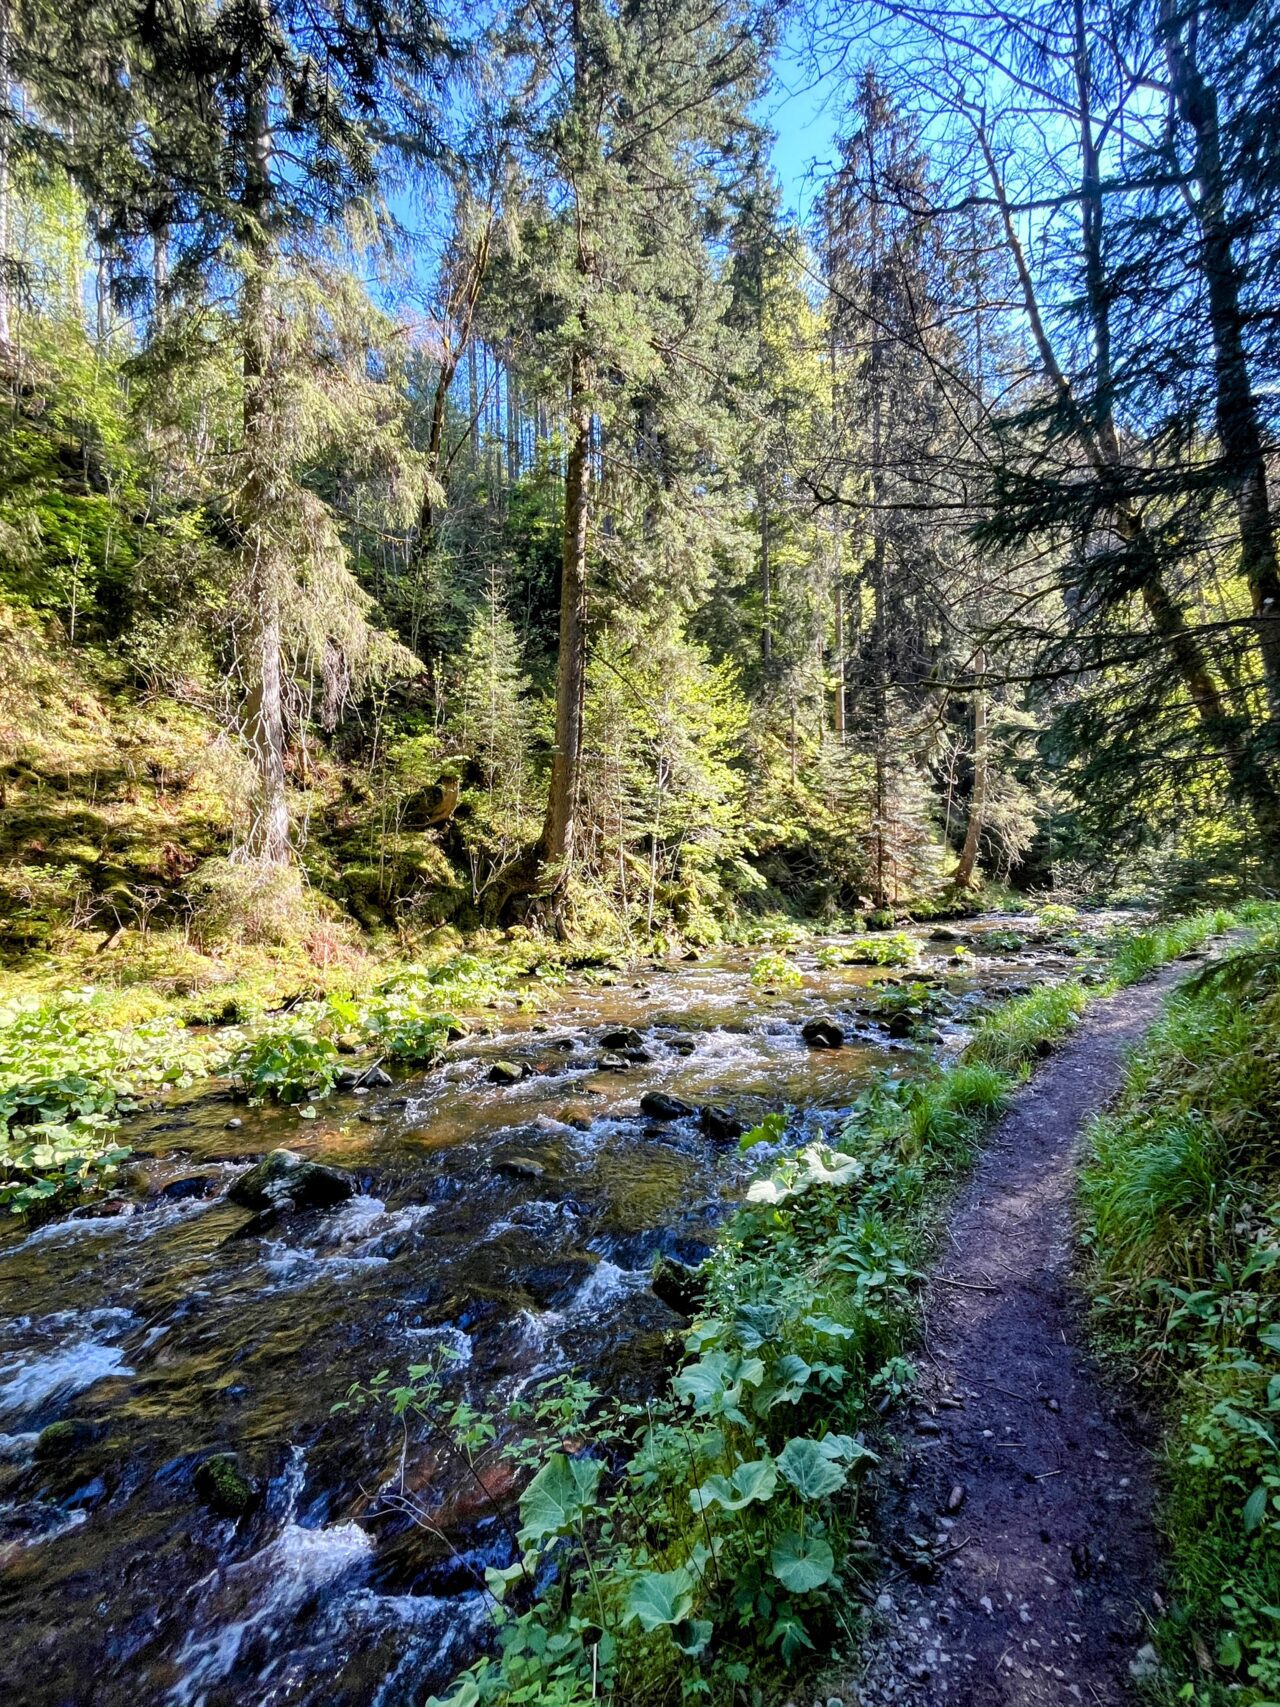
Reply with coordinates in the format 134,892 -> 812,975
766,39 -> 842,224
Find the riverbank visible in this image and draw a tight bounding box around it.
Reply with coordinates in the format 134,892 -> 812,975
413,908 -> 1258,1707
0,908 -> 1101,1704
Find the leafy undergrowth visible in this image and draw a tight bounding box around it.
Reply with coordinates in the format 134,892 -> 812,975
359,909 -> 1246,1707
0,946 -> 544,1213
1080,916 -> 1280,1707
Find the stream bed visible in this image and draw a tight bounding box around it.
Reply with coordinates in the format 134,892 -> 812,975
0,920 -> 1097,1704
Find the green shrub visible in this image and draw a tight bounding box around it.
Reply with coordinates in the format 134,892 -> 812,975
750,952 -> 803,989
0,988 -> 212,1212
227,1023 -> 340,1104
822,932 -> 917,968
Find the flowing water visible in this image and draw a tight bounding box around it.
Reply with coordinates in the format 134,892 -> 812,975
0,921 -> 1092,1704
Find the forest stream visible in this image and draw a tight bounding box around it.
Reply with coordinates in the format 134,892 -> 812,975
0,920 -> 1101,1705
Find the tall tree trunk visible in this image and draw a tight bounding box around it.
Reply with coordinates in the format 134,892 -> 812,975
1161,4 -> 1280,715
239,82 -> 290,867
539,352 -> 590,879
0,0 -> 11,353
976,113 -> 1280,862
759,472 -> 772,665
954,650 -> 987,890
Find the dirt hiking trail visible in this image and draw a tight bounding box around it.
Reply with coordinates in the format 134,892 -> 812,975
848,963 -> 1192,1707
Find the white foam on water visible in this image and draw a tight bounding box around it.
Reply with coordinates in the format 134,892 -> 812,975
562,1259 -> 648,1321
0,1339 -> 133,1426
364,1590 -> 491,1706
0,1499 -> 88,1553
403,1322 -> 473,1368
0,1194 -> 214,1257
168,1518 -> 375,1705
258,1241 -> 388,1290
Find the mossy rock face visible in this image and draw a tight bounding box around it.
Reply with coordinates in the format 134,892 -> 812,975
34,1418 -> 100,1462
194,1452 -> 259,1517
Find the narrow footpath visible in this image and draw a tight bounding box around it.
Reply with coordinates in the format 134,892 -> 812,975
850,964 -> 1191,1707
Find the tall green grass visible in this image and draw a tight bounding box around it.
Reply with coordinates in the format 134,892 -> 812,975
1080,926 -> 1280,1705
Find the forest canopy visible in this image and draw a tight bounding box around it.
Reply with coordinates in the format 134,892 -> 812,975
2,0 -> 1279,968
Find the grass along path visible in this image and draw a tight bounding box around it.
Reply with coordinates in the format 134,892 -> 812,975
840,960 -> 1198,1707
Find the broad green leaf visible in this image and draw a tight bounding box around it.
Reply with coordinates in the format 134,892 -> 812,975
1243,1485 -> 1269,1533
764,1354 -> 813,1407
816,1432 -> 879,1467
770,1531 -> 835,1593
803,1313 -> 856,1339
672,1617 -> 713,1656
674,1351 -> 765,1418
776,1436 -> 847,1499
517,1452 -> 601,1543
623,1567 -> 695,1632
691,1457 -> 777,1513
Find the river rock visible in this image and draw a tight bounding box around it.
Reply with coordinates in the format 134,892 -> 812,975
801,1017 -> 844,1049
886,1011 -> 915,1039
491,1154 -> 546,1181
487,1059 -> 530,1086
596,1051 -> 630,1071
157,1174 -> 218,1202
625,1047 -> 654,1064
640,1091 -> 696,1121
227,1149 -> 356,1212
699,1105 -> 745,1142
194,1452 -> 259,1518
599,1026 -> 644,1051
650,1253 -> 706,1318
72,1197 -> 137,1220
929,927 -> 959,942
34,1419 -> 101,1462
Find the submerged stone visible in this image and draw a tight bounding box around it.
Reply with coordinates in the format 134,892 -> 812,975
639,1091 -> 696,1121
487,1060 -> 528,1086
699,1105 -> 744,1142
491,1154 -> 547,1180
34,1419 -> 100,1462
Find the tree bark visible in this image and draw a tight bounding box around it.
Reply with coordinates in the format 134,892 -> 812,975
0,0 -> 11,352
759,472 -> 773,665
1161,2 -> 1280,716
954,650 -> 987,890
538,351 -> 590,880
239,78 -> 290,867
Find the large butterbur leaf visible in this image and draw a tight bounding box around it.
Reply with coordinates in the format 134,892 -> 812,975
776,1435 -> 847,1499
691,1457 -> 778,1513
517,1452 -> 602,1543
624,1567 -> 696,1631
770,1530 -> 835,1592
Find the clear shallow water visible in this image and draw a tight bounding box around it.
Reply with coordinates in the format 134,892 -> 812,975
0,922 -> 1088,1703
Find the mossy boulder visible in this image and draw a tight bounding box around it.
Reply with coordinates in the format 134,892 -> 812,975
34,1419 -> 100,1462
194,1452 -> 259,1517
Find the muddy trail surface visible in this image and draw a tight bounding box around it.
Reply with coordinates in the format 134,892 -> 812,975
851,964 -> 1190,1707
0,918 -> 1103,1707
